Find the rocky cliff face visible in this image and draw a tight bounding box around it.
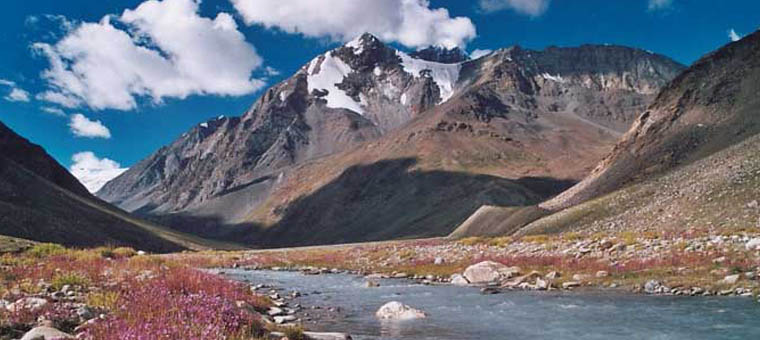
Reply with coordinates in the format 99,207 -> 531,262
541,30 -> 760,212
98,33 -> 685,246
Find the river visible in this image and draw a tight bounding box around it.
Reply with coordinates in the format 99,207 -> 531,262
218,269 -> 760,340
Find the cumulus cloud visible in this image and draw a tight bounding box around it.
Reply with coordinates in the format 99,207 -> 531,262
470,49 -> 493,59
229,0 -> 476,48
478,0 -> 550,17
68,113 -> 111,138
728,29 -> 742,42
69,151 -> 128,193
41,106 -> 66,116
648,0 -> 673,11
34,0 -> 266,111
0,79 -> 31,102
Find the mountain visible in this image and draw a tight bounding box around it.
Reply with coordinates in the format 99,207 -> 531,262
0,122 -> 238,252
98,33 -> 684,247
410,46 -> 469,63
515,30 -> 760,236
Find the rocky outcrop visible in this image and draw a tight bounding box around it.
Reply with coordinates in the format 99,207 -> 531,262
20,326 -> 73,340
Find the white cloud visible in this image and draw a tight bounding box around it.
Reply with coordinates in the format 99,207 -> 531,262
5,88 -> 30,102
34,0 -> 266,111
68,113 -> 111,139
648,0 -> 673,11
470,49 -> 493,59
263,66 -> 280,76
478,0 -> 550,17
728,28 -> 742,42
0,79 -> 31,102
69,151 -> 128,193
229,0 -> 476,49
41,106 -> 66,116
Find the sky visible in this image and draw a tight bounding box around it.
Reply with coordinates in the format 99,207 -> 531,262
0,0 -> 757,192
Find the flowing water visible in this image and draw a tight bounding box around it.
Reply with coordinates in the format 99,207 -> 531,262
219,269 -> 760,340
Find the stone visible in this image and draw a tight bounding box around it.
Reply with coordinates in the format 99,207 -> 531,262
450,274 -> 469,286
274,315 -> 297,324
535,277 -> 548,290
562,281 -> 580,289
595,271 -> 609,278
20,326 -> 73,340
7,297 -> 48,313
722,274 -> 740,285
365,280 -> 380,288
76,306 -> 96,320
302,332 -> 353,340
644,280 -> 661,294
745,238 -> 760,251
571,274 -> 590,282
434,257 -> 445,265
463,261 -> 519,285
392,273 -> 409,279
375,301 -> 426,320
545,271 -> 560,279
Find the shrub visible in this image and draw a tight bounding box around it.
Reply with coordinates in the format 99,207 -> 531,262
26,243 -> 67,258
51,272 -> 90,291
86,291 -> 121,312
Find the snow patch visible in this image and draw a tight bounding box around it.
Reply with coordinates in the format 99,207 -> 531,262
397,51 -> 461,103
307,52 -> 364,114
373,66 -> 383,77
400,93 -> 408,105
541,73 -> 566,83
200,122 -> 208,128
345,36 -> 364,55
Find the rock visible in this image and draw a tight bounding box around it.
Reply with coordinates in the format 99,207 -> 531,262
302,332 -> 353,340
137,250 -> 147,256
434,257 -> 445,265
595,271 -> 609,278
722,274 -> 740,285
535,277 -> 548,290
450,274 -> 469,286
7,297 -> 48,313
392,273 -> 409,279
480,287 -> 500,295
365,273 -> 387,279
562,281 -> 580,289
571,274 -> 590,282
365,281 -> 380,288
644,280 -> 661,294
268,307 -> 285,316
375,301 -> 426,320
20,326 -> 73,340
545,271 -> 560,279
463,261 -> 519,284
274,315 -> 297,324
76,306 -> 96,320
746,238 -> 760,251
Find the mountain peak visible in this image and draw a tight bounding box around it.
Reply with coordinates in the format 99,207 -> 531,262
410,45 -> 469,64
344,32 -> 384,53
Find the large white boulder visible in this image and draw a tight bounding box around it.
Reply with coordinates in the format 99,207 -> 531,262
746,238 -> 760,250
463,261 -> 519,284
375,301 -> 426,320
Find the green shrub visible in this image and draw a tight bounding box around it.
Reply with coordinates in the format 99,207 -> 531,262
51,272 -> 90,291
26,243 -> 67,258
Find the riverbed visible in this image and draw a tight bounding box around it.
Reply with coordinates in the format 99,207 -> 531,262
218,269 -> 760,340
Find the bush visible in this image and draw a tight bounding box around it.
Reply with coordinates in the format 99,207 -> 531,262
51,272 -> 90,291
86,291 -> 121,311
26,243 -> 67,258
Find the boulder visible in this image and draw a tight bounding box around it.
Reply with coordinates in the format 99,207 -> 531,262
596,271 -> 609,278
722,274 -> 740,285
365,280 -> 380,288
303,332 -> 353,340
644,280 -> 661,294
545,271 -> 561,280
535,277 -> 549,290
562,281 -> 580,289
434,257 -> 445,265
7,297 -> 48,313
450,274 -> 469,286
463,261 -> 519,284
375,301 -> 426,320
21,326 -> 73,340
274,315 -> 297,324
746,238 -> 760,251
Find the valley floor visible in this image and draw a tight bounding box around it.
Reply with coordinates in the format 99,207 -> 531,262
2,227 -> 759,339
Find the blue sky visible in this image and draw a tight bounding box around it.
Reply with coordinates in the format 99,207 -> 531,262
0,0 -> 757,192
